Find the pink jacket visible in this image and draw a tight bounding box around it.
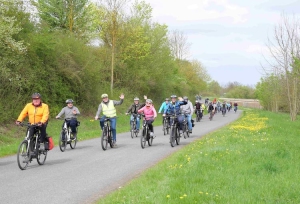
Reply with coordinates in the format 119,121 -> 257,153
138,105 -> 157,120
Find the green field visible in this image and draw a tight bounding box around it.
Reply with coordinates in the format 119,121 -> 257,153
96,109 -> 300,203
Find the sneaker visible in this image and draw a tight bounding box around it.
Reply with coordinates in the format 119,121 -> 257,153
72,133 -> 77,140
136,129 -> 139,133
189,130 -> 192,133
113,141 -> 117,147
150,132 -> 154,137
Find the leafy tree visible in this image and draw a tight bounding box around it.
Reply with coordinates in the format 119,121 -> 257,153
33,0 -> 96,41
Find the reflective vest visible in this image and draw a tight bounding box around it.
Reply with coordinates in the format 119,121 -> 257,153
101,100 -> 116,117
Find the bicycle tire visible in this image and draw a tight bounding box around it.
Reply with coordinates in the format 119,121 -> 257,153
101,127 -> 108,150
70,137 -> 77,149
176,127 -> 180,145
37,143 -> 47,165
17,140 -> 30,170
163,119 -> 167,135
170,126 -> 176,147
148,132 -> 153,146
141,127 -> 147,149
108,126 -> 113,148
59,130 -> 66,152
70,128 -> 78,149
130,121 -> 134,138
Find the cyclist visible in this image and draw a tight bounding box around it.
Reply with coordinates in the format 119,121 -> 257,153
180,96 -> 194,133
158,98 -> 171,125
208,102 -> 215,117
194,100 -> 204,119
163,95 -> 187,137
16,93 -> 49,150
55,99 -> 80,139
95,93 -> 124,147
125,96 -> 147,133
221,101 -> 227,114
234,102 -> 238,112
137,99 -> 157,137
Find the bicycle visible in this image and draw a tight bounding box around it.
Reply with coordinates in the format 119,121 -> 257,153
101,117 -> 114,150
182,114 -> 190,139
222,108 -> 226,117
17,123 -> 48,170
140,115 -> 153,149
129,113 -> 139,138
195,109 -> 203,122
234,106 -> 238,113
162,115 -> 170,135
58,118 -> 78,152
209,110 -> 215,121
169,114 -> 180,147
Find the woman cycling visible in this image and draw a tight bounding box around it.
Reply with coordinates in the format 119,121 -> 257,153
138,99 -> 157,138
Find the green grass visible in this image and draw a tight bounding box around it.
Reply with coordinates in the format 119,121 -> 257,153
0,114 -> 164,157
96,108 -> 300,203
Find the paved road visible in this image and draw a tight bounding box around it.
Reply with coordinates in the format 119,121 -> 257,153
0,109 -> 241,204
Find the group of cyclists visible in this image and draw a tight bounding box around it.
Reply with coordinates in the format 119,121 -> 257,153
15,92 -> 238,151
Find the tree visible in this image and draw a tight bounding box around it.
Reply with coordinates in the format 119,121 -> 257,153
169,29 -> 191,60
33,0 -> 95,41
265,13 -> 300,120
95,0 -> 127,95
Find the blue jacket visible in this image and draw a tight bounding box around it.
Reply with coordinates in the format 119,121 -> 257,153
158,102 -> 170,113
164,100 -> 187,115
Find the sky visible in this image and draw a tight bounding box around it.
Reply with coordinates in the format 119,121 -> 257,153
145,0 -> 300,86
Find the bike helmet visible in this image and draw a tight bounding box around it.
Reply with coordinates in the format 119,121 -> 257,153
146,99 -> 153,104
195,100 -> 199,103
31,93 -> 41,99
101,93 -> 108,98
183,96 -> 188,100
165,98 -> 170,101
66,99 -> 74,104
170,95 -> 177,98
134,97 -> 139,101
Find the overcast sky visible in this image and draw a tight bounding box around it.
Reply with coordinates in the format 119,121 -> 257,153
145,0 -> 300,86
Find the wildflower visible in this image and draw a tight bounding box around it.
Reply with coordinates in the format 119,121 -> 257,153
166,195 -> 170,198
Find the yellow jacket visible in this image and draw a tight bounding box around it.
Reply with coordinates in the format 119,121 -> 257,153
17,103 -> 49,124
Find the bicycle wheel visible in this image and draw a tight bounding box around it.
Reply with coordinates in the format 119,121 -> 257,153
141,128 -> 147,149
170,126 -> 176,147
37,143 -> 47,165
163,119 -> 167,135
196,112 -> 200,122
148,131 -> 153,146
70,136 -> 77,149
59,130 -> 66,152
130,121 -> 134,138
17,140 -> 30,170
101,128 -> 108,150
176,127 -> 180,145
108,128 -> 113,148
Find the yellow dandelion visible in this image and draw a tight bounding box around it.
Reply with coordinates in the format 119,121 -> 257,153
199,191 -> 203,194
180,197 -> 184,199
183,194 -> 187,197
166,195 -> 170,198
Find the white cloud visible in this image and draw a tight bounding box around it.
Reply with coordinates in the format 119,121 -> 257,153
151,0 -> 248,24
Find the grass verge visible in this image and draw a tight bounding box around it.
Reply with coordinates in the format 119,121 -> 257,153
97,108 -> 300,203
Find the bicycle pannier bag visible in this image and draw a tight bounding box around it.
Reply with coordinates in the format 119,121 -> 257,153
47,136 -> 54,150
